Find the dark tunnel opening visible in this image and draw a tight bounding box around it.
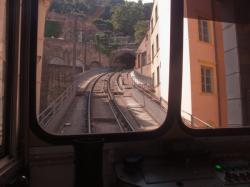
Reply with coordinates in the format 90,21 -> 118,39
113,53 -> 136,70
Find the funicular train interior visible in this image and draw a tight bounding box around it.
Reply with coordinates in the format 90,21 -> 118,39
0,0 -> 250,186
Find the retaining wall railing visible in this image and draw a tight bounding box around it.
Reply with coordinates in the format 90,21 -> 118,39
131,71 -> 213,129
38,83 -> 76,130
181,111 -> 214,129
38,69 -> 109,132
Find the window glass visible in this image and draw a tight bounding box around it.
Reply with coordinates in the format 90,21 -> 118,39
36,0 -> 171,135
198,19 -> 210,43
201,66 -> 212,93
0,0 -> 6,145
182,0 -> 250,129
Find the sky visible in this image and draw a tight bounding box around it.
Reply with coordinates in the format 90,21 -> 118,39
126,0 -> 153,3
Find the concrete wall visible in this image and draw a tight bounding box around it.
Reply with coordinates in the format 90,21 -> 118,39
149,0 -> 171,100
222,23 -> 243,126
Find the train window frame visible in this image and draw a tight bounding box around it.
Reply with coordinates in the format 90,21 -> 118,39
0,0 -> 21,158
28,0 -> 250,144
181,0 -> 250,136
28,0 -> 183,143
0,0 -> 8,157
0,0 -> 25,185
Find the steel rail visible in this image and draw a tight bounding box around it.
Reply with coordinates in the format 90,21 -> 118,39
107,72 -> 135,132
87,73 -> 108,134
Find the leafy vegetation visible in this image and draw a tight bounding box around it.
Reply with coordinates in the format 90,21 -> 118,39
49,0 -> 99,16
48,0 -> 153,53
93,19 -> 113,31
95,32 -> 120,55
134,20 -> 149,43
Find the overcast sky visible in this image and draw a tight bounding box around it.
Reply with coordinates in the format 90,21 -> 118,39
126,0 -> 153,3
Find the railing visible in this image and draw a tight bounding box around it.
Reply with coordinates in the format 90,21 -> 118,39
130,71 -> 168,112
181,111 -> 214,129
132,70 -> 154,89
38,84 -> 75,128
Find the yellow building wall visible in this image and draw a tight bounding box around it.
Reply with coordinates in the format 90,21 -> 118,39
186,0 -> 227,127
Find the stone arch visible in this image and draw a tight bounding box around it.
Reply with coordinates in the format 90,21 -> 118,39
110,49 -> 136,69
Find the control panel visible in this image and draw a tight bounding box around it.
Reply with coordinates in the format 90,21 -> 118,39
214,160 -> 250,185
115,156 -> 250,187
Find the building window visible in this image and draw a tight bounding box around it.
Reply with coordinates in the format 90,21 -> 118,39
142,52 -> 147,66
152,44 -> 154,60
198,19 -> 210,43
151,19 -> 154,33
137,54 -> 141,68
201,66 -> 213,93
156,34 -> 159,52
155,6 -> 158,23
152,72 -> 155,86
157,66 -> 160,86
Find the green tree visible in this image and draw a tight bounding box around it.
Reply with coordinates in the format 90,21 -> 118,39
134,20 -> 149,43
111,2 -> 145,36
93,19 -> 113,31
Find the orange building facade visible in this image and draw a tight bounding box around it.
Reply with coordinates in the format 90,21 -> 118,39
183,0 -> 228,128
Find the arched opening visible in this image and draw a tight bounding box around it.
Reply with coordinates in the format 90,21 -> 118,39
113,52 -> 136,69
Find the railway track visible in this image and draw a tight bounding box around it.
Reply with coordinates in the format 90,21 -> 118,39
86,72 -> 136,134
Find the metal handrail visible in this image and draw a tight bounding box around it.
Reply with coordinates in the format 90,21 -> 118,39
132,70 -> 154,88
130,71 -> 168,112
38,83 -> 75,128
181,111 -> 214,129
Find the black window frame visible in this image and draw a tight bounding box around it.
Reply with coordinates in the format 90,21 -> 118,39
0,0 -> 8,157
0,0 -> 24,185
27,0 -> 250,145
0,0 -> 21,158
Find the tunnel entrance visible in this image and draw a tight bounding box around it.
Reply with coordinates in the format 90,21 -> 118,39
113,52 -> 135,69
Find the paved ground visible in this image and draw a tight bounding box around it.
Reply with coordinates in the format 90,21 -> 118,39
58,70 -> 105,135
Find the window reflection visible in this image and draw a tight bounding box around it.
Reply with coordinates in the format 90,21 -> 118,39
0,0 -> 6,145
